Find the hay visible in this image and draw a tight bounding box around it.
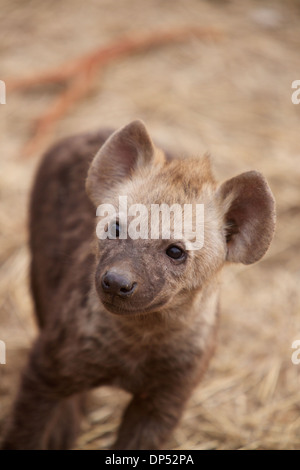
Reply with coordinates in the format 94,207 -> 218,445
0,0 -> 300,450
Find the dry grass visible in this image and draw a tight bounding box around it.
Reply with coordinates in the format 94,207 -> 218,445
0,0 -> 300,450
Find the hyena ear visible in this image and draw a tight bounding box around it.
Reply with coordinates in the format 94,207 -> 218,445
86,120 -> 155,205
218,171 -> 276,264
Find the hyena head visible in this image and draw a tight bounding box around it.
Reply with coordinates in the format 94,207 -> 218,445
86,120 -> 275,316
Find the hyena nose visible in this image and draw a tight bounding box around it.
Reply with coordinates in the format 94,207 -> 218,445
101,272 -> 137,297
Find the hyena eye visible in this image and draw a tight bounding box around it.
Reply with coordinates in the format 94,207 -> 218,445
108,221 -> 120,239
166,245 -> 186,261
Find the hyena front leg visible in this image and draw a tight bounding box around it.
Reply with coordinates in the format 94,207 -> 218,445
112,386 -> 191,450
44,394 -> 86,450
1,335 -> 87,450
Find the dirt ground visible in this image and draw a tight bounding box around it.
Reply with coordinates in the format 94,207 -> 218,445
0,0 -> 300,450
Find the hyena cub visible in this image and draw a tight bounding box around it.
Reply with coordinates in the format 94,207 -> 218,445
2,120 -> 275,450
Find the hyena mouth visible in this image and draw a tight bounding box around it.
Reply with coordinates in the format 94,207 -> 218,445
100,297 -> 169,316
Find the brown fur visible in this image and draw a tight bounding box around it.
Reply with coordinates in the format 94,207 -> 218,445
1,121 -> 276,450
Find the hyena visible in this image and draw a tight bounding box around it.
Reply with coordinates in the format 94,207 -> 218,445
2,120 -> 275,450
